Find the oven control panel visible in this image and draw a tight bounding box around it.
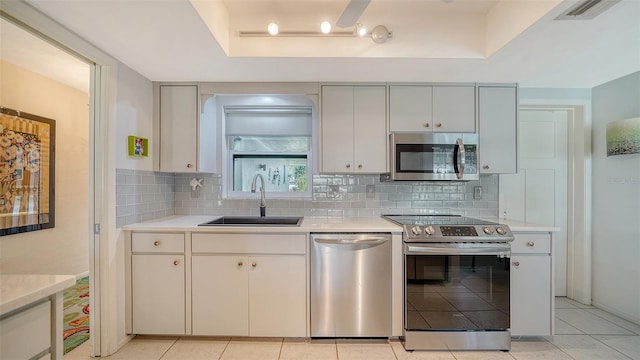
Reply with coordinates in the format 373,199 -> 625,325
403,224 -> 513,242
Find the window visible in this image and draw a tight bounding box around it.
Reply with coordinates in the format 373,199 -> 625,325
225,107 -> 312,198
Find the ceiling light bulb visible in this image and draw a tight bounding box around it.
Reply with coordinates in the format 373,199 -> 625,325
320,21 -> 332,34
357,25 -> 367,37
267,22 -> 279,35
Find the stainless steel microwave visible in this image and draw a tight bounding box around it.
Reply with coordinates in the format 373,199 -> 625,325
381,132 -> 479,181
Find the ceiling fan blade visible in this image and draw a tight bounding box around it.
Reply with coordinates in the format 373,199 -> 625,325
336,0 -> 371,28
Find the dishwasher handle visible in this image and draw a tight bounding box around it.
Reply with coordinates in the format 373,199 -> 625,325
314,237 -> 388,245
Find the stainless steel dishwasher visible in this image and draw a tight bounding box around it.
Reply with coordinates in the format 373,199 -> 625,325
310,233 -> 391,337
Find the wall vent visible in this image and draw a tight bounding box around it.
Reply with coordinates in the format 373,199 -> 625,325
555,0 -> 621,20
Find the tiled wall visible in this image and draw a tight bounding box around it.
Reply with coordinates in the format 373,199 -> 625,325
115,169 -> 175,228
173,173 -> 499,218
116,170 -> 498,227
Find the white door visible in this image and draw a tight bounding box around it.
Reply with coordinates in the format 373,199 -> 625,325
500,109 -> 568,296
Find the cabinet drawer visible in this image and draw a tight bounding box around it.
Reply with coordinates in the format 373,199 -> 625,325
132,233 -> 184,253
0,300 -> 51,360
192,233 -> 306,254
512,233 -> 551,254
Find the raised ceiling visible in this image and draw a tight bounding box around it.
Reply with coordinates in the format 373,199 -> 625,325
6,0 -> 640,88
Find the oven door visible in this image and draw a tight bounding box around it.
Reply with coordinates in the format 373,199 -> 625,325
390,133 -> 478,181
404,243 -> 510,332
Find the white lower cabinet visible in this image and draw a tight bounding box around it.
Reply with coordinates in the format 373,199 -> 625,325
510,232 -> 553,336
132,254 -> 186,335
131,233 -> 186,335
191,233 -> 307,337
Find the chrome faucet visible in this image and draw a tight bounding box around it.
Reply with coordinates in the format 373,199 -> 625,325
251,174 -> 267,217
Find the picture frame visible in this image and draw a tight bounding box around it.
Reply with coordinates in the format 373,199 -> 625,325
128,135 -> 148,157
0,107 -> 56,236
606,117 -> 640,156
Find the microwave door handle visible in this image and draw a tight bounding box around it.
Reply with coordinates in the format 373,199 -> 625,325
454,138 -> 465,179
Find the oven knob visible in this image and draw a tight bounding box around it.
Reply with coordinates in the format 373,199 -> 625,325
424,226 -> 435,235
410,226 -> 422,236
496,226 -> 507,235
483,226 -> 494,235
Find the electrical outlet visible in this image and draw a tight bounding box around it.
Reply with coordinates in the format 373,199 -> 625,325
473,186 -> 482,200
366,184 -> 375,198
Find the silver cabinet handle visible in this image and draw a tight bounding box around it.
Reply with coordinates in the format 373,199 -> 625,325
512,261 -> 520,267
527,241 -> 535,247
483,165 -> 490,170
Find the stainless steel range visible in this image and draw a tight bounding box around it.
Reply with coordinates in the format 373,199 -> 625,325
383,215 -> 514,351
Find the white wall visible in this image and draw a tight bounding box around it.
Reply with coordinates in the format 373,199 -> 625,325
591,72 -> 640,324
0,60 -> 89,276
115,64 -> 154,170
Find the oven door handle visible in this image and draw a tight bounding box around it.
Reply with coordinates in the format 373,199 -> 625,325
405,244 -> 510,256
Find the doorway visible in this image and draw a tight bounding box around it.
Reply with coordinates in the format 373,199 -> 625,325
499,109 -> 569,296
0,12 -> 101,356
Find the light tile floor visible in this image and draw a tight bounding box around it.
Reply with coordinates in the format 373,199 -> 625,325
65,298 -> 639,360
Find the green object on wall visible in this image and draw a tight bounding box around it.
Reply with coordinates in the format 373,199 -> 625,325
128,136 -> 148,157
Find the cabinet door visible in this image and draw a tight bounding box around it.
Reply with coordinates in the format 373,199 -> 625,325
432,86 -> 475,132
478,86 -> 517,173
389,85 -> 433,132
132,254 -> 185,334
249,255 -> 306,337
192,255 -> 249,336
160,85 -> 198,172
354,86 -> 387,173
510,254 -> 552,336
321,86 -> 355,172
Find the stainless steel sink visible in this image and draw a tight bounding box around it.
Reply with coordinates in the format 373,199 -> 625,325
198,216 -> 303,227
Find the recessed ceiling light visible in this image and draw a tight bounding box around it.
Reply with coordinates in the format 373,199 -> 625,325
267,22 -> 279,35
320,21 -> 332,34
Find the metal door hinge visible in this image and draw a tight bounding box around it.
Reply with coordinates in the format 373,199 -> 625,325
94,223 -> 100,234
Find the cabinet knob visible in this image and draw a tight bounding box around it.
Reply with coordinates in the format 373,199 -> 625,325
173,260 -> 180,266
358,164 -> 362,169
483,165 -> 490,170
153,241 -> 160,247
512,261 -> 520,268
436,123 -> 442,128
424,123 -> 430,128
346,164 -> 351,169
187,163 -> 193,168
237,261 -> 244,267
527,241 -> 535,247
251,262 -> 257,268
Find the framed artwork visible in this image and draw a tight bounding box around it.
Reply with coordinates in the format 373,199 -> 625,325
606,117 -> 640,156
128,136 -> 148,157
0,107 -> 55,236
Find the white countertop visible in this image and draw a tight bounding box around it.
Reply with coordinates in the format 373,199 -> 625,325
123,215 -> 558,233
123,215 -> 403,233
0,274 -> 76,315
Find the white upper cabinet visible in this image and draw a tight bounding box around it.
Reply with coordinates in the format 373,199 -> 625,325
389,85 -> 475,132
432,86 -> 476,132
389,85 -> 433,131
478,86 -> 517,174
160,85 -> 198,172
321,85 -> 387,173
